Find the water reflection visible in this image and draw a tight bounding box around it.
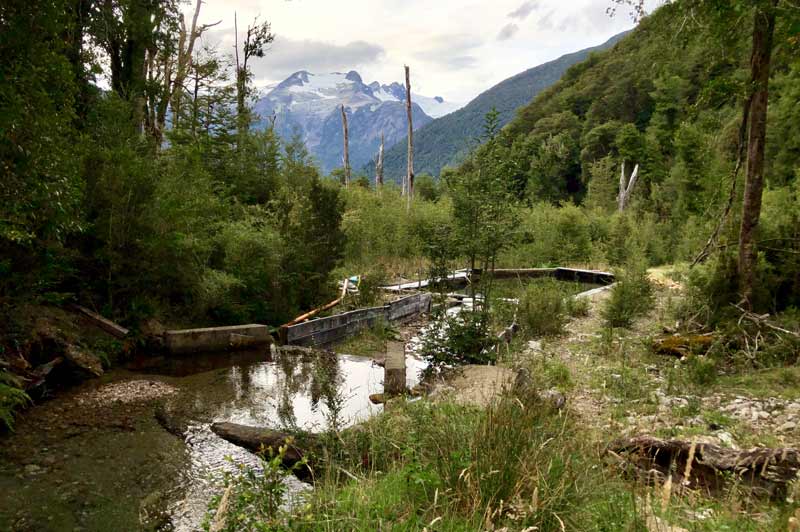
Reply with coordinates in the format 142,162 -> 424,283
156,346 -> 426,529
0,346 -> 427,532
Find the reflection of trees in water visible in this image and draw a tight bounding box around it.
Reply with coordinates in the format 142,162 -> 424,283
273,349 -> 343,430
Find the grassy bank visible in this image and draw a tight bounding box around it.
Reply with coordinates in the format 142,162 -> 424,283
208,269 -> 800,531
209,388 -> 645,531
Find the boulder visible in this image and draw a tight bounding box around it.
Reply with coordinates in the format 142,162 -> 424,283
64,345 -> 103,377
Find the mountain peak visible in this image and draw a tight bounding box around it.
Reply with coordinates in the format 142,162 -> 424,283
277,70 -> 311,89
345,70 -> 363,83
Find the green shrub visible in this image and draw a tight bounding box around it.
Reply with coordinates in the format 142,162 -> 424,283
0,369 -> 30,431
348,266 -> 388,309
518,279 -> 568,337
544,360 -> 574,389
602,260 -> 654,328
420,311 -> 496,374
565,295 -> 590,318
204,444 -> 303,532
687,355 -> 718,386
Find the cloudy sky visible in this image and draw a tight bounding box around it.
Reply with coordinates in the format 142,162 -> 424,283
194,0 -> 657,104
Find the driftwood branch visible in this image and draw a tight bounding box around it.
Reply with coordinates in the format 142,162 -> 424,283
732,303 -> 800,338
610,435 -> 800,497
211,422 -> 316,480
283,278 -> 349,328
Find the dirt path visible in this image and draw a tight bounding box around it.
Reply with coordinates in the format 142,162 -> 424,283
514,271 -> 800,450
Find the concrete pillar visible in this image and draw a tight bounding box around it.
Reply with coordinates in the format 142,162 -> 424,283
384,341 -> 406,396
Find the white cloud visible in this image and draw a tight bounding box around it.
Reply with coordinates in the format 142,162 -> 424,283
184,0 -> 639,103
497,23 -> 520,41
508,1 -> 541,20
249,38 -> 385,82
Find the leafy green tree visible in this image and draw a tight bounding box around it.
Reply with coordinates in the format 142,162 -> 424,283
414,173 -> 440,201
0,0 -> 84,298
447,110 -> 518,306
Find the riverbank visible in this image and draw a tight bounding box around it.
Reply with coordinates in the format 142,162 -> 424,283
210,267 -> 799,531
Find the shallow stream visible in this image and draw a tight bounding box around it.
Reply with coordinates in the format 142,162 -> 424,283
0,346 -> 426,531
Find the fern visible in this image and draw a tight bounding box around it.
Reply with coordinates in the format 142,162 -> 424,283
0,369 -> 30,431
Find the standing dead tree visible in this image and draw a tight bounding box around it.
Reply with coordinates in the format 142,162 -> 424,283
376,132 -> 385,190
170,0 -> 220,131
738,2 -> 778,308
405,65 -> 414,210
341,104 -> 351,187
618,161 -> 639,211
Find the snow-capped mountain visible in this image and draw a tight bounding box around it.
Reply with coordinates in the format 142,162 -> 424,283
367,81 -> 461,119
253,70 -> 462,173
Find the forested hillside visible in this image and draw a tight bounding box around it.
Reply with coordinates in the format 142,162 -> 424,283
377,31 -> 628,179
456,0 -> 800,311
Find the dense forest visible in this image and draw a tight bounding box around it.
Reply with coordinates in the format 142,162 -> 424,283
2,0 -> 800,530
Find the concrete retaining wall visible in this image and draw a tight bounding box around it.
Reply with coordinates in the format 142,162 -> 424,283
283,293 -> 432,348
382,268 -> 614,293
165,324 -> 272,355
553,267 -> 615,285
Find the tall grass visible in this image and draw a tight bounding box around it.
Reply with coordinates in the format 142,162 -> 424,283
273,387 -> 645,530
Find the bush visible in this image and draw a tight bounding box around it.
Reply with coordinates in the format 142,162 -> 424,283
602,260 -> 654,328
565,295 -> 590,318
420,311 -> 496,374
518,279 -> 568,337
687,355 -> 718,386
204,444 -> 303,531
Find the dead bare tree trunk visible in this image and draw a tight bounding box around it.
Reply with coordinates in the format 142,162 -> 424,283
170,0 -> 218,131
738,2 -> 777,308
405,65 -> 414,210
341,104 -> 350,187
376,132 -> 384,190
234,12 -> 244,141
618,161 -> 639,212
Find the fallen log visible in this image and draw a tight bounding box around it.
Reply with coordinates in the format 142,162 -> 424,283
64,345 -> 104,377
69,304 -> 129,339
609,435 -> 800,497
652,334 -> 714,357
211,422 -> 317,481
283,278 -> 349,328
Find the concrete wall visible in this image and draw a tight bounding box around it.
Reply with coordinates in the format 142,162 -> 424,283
165,324 -> 272,355
283,293 -> 432,348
